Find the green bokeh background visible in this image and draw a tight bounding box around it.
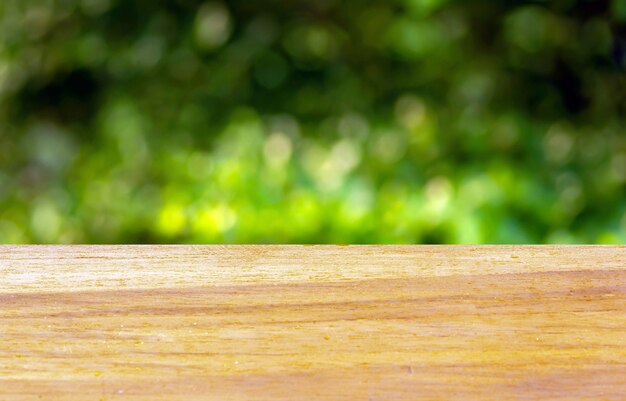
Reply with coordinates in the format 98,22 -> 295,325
0,0 -> 625,243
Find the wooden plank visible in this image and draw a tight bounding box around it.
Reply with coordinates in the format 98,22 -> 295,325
0,245 -> 624,400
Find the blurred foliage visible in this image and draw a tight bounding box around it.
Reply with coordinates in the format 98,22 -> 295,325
0,0 -> 625,243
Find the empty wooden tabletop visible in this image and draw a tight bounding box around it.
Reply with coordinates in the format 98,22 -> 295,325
0,245 -> 625,400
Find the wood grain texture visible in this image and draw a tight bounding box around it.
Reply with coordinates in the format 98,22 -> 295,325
0,245 -> 625,400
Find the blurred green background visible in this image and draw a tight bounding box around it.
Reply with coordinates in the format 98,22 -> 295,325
0,0 -> 625,244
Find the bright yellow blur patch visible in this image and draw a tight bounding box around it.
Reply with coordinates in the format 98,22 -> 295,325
157,203 -> 187,236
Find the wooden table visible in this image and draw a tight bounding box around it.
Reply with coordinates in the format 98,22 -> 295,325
1,245 -> 624,400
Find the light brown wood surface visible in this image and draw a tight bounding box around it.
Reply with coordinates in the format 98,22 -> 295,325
1,245 -> 625,400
